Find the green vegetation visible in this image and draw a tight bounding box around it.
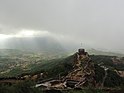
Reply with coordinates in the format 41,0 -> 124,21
0,80 -> 108,93
22,55 -> 74,79
90,55 -> 114,67
0,81 -> 107,93
94,64 -> 105,83
104,70 -> 123,87
0,49 -> 124,93
0,80 -> 42,93
91,55 -> 124,70
64,89 -> 107,93
1,53 -> 124,87
0,49 -> 67,77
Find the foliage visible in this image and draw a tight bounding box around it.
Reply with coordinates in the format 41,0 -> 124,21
64,88 -> 107,93
0,80 -> 43,93
104,70 -> 123,87
94,64 -> 105,83
90,55 -> 114,67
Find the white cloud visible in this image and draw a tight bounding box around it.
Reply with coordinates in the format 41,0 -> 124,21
0,0 -> 124,52
0,29 -> 51,39
15,29 -> 50,37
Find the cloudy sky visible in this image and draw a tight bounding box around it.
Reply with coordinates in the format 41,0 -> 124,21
0,0 -> 124,52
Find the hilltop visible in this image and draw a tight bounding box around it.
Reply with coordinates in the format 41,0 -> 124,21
0,48 -> 124,93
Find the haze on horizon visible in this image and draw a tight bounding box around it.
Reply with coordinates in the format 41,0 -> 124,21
0,0 -> 124,53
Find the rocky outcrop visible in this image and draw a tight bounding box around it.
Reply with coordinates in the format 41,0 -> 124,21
116,71 -> 124,78
64,49 -> 95,88
37,49 -> 96,89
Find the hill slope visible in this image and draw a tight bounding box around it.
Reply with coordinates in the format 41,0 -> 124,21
0,49 -> 124,88
88,48 -> 124,57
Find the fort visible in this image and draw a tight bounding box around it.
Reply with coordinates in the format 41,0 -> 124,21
35,49 -> 95,89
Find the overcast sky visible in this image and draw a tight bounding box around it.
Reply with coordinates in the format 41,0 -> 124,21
0,0 -> 124,52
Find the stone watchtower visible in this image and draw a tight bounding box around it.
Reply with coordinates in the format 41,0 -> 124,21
78,49 -> 85,55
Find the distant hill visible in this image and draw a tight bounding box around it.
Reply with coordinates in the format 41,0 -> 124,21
3,37 -> 66,54
0,49 -> 31,56
88,48 -> 124,57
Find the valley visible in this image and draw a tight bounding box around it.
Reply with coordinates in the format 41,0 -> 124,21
0,49 -> 124,93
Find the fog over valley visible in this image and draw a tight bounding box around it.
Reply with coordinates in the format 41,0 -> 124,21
1,1 -> 124,93
0,0 -> 124,53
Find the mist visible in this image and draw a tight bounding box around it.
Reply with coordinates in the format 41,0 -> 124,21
0,0 -> 124,53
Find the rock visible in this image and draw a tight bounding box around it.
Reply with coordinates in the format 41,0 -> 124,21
38,49 -> 96,89
65,49 -> 95,88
